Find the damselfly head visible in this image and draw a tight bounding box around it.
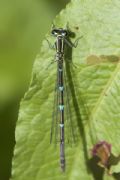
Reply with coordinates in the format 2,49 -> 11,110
51,28 -> 68,37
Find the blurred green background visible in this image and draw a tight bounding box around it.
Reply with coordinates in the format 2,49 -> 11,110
0,0 -> 69,179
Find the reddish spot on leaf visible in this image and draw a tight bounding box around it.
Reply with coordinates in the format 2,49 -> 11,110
91,141 -> 111,168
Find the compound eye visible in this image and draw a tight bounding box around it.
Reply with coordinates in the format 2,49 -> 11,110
61,30 -> 68,36
51,29 -> 58,36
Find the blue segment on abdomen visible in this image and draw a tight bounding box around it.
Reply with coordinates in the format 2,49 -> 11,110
59,68 -> 63,72
59,105 -> 64,111
60,124 -> 64,127
59,86 -> 64,91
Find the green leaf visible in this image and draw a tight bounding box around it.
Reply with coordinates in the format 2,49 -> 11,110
110,161 -> 120,174
11,0 -> 120,179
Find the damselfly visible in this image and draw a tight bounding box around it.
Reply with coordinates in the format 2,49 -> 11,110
48,24 -> 80,172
